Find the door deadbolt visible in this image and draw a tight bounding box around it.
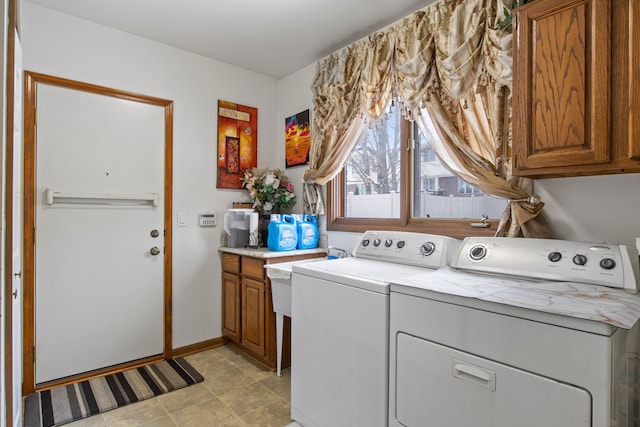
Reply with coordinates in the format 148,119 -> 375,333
150,247 -> 161,256
150,229 -> 160,238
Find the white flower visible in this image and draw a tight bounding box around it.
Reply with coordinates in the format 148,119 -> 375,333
263,201 -> 273,213
263,173 -> 276,186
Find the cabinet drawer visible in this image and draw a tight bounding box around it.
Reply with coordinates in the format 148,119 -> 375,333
243,257 -> 266,279
221,253 -> 241,274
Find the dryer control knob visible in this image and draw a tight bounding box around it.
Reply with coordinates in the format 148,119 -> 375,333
373,239 -> 381,247
362,239 -> 370,247
385,239 -> 393,248
548,251 -> 562,262
469,244 -> 487,261
573,254 -> 588,266
600,258 -> 616,270
420,242 -> 436,257
397,240 -> 406,249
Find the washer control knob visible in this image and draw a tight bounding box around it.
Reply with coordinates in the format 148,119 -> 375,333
548,251 -> 562,263
397,240 -> 406,249
420,242 -> 436,257
373,239 -> 381,247
469,244 -> 487,261
600,258 -> 616,270
362,239 -> 370,247
384,239 -> 393,248
573,254 -> 588,266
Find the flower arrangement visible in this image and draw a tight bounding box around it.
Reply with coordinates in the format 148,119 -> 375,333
242,167 -> 296,214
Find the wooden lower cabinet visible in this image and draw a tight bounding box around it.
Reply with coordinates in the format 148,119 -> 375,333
220,251 -> 324,371
241,277 -> 266,356
221,272 -> 241,343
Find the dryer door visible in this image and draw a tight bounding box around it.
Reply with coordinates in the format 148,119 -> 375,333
395,333 -> 591,427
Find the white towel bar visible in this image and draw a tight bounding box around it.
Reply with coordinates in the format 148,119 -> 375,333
45,189 -> 158,207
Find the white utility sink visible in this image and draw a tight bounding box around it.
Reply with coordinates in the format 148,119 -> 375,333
265,258 -> 325,376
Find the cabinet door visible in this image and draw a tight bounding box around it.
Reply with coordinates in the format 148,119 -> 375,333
222,272 -> 241,342
242,277 -> 266,357
513,0 -> 611,174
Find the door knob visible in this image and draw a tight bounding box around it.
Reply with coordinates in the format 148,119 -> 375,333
150,247 -> 161,256
150,229 -> 160,238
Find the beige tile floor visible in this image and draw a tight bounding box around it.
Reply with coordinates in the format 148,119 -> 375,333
63,345 -> 294,427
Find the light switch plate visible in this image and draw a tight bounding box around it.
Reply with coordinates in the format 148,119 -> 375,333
177,211 -> 186,227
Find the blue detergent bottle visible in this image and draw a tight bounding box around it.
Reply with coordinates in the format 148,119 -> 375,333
296,214 -> 319,249
267,214 -> 298,251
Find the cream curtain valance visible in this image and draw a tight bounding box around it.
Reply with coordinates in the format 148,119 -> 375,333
303,0 -> 551,238
305,0 -> 513,186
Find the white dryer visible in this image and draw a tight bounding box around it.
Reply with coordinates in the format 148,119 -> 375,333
291,231 -> 459,427
390,237 -> 640,427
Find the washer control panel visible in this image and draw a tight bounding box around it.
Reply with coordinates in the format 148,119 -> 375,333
452,237 -> 640,292
354,230 -> 460,269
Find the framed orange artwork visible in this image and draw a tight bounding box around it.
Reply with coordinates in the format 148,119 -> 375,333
285,109 -> 310,168
217,100 -> 258,189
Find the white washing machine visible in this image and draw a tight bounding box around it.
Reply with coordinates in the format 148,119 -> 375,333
390,237 -> 640,427
290,231 -> 460,427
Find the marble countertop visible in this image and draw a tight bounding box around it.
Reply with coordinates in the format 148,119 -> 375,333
392,267 -> 640,329
218,246 -> 327,259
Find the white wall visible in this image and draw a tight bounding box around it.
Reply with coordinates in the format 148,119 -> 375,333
21,2 -> 280,348
535,174 -> 640,248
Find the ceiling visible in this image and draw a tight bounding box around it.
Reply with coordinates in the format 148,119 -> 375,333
25,0 -> 430,79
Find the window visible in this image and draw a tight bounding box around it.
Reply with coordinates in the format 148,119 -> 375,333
458,180 -> 482,195
344,106 -> 402,219
422,176 -> 438,193
328,105 -> 507,238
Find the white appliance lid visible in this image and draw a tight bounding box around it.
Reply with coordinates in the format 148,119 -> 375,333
392,267 -> 640,329
293,258 -> 434,294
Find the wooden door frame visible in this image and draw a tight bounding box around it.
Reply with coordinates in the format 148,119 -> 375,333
22,72 -> 174,394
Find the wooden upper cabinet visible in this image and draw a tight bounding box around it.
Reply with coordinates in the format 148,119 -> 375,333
513,0 -> 640,177
513,0 -> 611,175
513,0 -> 611,176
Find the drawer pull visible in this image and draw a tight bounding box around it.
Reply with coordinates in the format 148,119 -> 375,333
452,359 -> 496,391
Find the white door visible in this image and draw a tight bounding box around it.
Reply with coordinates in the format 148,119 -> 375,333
34,84 -> 166,384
